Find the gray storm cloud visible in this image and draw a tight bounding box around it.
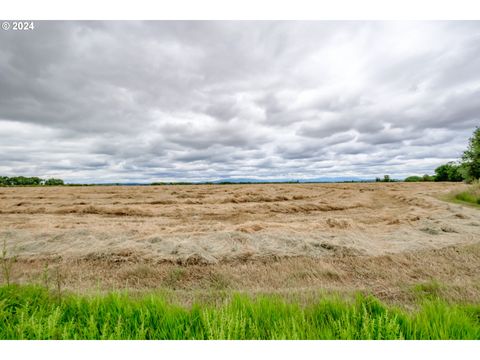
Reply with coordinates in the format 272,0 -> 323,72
0,21 -> 479,182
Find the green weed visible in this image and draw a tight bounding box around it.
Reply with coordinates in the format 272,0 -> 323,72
453,184 -> 480,206
412,280 -> 443,299
1,240 -> 17,286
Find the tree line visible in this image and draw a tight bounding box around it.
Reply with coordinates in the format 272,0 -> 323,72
401,126 -> 480,183
0,176 -> 64,186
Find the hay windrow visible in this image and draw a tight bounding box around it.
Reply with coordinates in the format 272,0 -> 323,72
1,182 -> 480,300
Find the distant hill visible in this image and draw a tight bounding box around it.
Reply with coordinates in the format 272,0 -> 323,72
210,177 -> 374,183
65,177 -> 377,186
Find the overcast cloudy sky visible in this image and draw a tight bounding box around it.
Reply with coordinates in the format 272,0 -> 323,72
0,21 -> 479,183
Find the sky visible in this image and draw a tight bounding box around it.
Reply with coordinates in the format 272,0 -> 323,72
0,21 -> 479,183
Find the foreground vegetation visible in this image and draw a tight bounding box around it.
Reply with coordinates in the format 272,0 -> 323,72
453,182 -> 480,206
0,285 -> 479,340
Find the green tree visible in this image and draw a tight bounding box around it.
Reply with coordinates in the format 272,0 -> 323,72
434,162 -> 464,182
0,176 -> 65,186
422,174 -> 434,181
6,176 -> 43,186
462,127 -> 480,181
435,164 -> 449,181
44,178 -> 64,186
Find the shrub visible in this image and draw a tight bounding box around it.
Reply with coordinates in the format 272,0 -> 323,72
405,176 -> 422,182
404,175 -> 435,182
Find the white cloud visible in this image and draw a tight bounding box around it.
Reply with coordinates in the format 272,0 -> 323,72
0,21 -> 478,182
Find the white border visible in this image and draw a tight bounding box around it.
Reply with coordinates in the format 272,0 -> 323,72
1,0 -> 479,358
1,0 -> 480,20
1,340 -> 479,360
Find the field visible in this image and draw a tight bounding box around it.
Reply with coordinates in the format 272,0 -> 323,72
1,182 -> 480,339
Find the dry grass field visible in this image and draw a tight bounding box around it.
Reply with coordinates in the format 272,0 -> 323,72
1,182 -> 480,304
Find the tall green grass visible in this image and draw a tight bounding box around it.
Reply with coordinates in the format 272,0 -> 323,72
455,192 -> 480,205
454,183 -> 480,206
0,285 -> 479,339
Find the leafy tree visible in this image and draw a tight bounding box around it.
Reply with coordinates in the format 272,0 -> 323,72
462,126 -> 480,181
0,177 -> 9,186
0,176 -> 64,186
44,178 -> 64,186
383,175 -> 391,182
434,165 -> 449,181
434,162 -> 464,182
6,176 -> 43,186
